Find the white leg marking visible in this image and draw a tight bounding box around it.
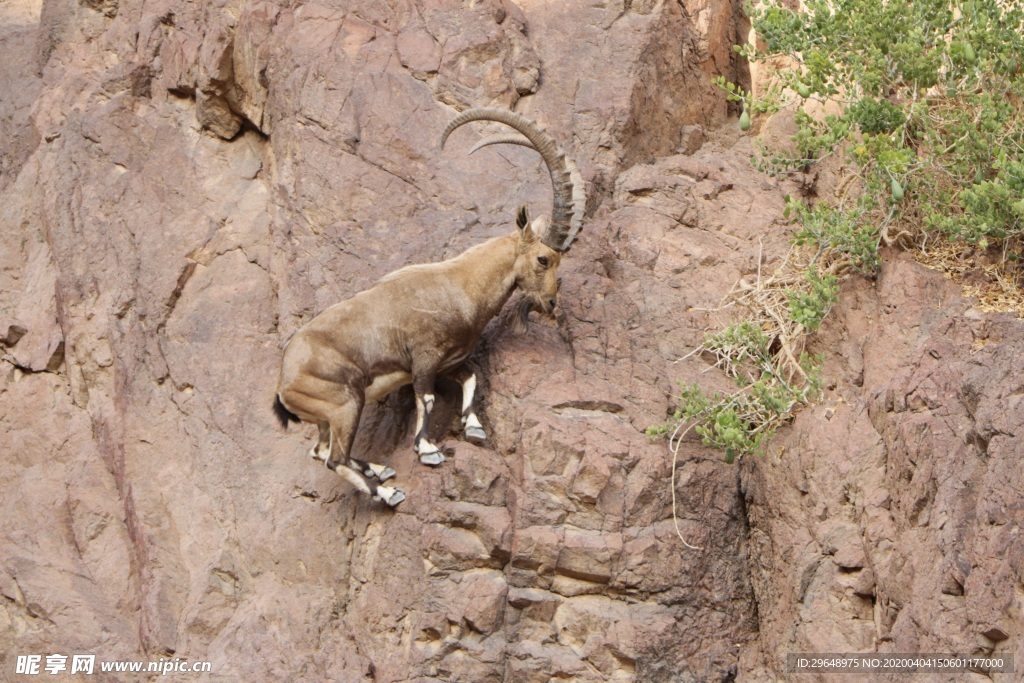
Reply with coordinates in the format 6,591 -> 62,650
311,429 -> 332,461
335,464 -> 373,495
414,397 -> 425,437
416,437 -> 443,456
460,374 -> 486,442
367,463 -> 397,481
414,392 -> 442,461
460,374 -> 477,416
375,486 -> 406,507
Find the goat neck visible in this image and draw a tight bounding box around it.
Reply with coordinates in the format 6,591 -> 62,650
443,231 -> 521,324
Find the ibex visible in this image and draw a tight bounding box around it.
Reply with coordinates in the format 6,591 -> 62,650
274,109 -> 585,506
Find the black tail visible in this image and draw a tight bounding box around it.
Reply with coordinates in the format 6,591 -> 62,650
273,395 -> 300,428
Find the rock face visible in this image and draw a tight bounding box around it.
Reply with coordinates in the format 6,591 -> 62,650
738,255 -> 1024,679
0,0 -> 1020,681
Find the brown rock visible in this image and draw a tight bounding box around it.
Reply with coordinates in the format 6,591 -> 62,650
3,0 -> 1022,679
3,324 -> 27,346
555,528 -> 622,585
740,253 -> 1024,675
230,2 -> 278,132
825,523 -> 867,569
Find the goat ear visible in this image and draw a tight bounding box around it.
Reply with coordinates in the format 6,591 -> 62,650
515,205 -> 530,233
515,205 -> 539,244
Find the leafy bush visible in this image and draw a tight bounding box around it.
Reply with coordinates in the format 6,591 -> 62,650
658,0 -> 1023,463
736,0 -> 1024,253
649,250 -> 831,462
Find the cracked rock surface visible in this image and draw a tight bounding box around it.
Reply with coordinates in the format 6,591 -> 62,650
1,0 -> 1020,680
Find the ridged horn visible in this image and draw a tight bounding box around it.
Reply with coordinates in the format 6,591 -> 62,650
441,108 -> 582,252
468,133 -> 586,250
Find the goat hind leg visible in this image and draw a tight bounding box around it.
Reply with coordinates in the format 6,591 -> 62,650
310,423 -> 331,461
324,398 -> 405,505
331,462 -> 403,506
279,385 -> 404,505
348,457 -> 397,483
276,389 -> 337,463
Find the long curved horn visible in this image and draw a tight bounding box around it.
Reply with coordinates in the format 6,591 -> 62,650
441,108 -> 581,252
468,133 -> 586,250
467,133 -> 532,156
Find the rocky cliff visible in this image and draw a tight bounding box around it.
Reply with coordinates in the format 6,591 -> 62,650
0,0 -> 1020,681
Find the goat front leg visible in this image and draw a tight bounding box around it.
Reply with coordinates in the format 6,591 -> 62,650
412,362 -> 445,466
450,366 -> 486,444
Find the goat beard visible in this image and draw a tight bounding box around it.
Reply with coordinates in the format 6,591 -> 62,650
510,295 -> 556,334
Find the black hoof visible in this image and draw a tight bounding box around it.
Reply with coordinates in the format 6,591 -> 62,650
375,487 -> 405,506
418,451 -> 445,466
374,465 -> 397,482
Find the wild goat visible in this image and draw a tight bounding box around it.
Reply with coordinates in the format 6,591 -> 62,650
273,109 -> 585,506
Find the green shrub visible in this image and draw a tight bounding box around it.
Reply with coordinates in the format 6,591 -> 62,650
736,0 -> 1024,250
659,0 -> 1023,463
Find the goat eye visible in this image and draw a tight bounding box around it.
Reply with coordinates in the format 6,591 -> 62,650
537,256 -> 549,268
